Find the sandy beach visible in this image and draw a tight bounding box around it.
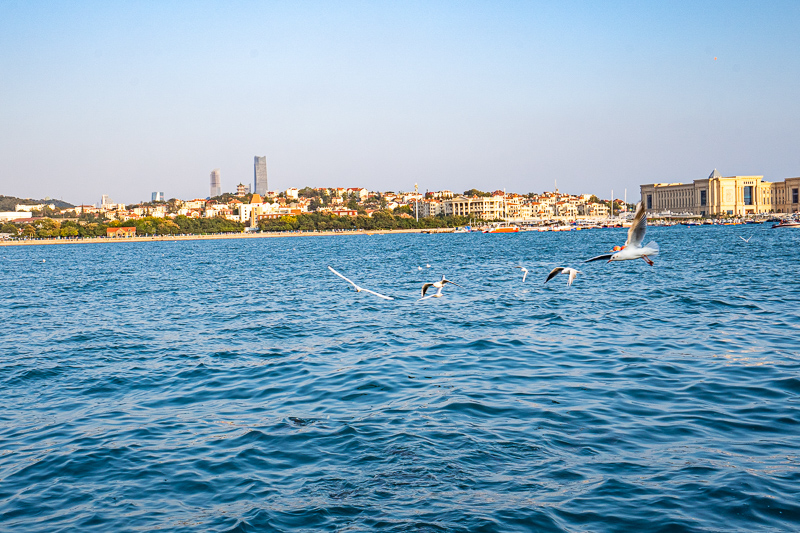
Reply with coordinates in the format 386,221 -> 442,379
0,228 -> 449,247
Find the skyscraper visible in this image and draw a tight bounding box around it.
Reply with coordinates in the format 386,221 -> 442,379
254,156 -> 268,196
151,191 -> 164,202
210,169 -> 221,197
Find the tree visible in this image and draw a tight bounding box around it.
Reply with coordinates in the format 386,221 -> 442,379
463,189 -> 491,197
37,218 -> 60,238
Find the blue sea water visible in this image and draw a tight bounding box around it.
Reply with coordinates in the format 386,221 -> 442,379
1,225 -> 799,532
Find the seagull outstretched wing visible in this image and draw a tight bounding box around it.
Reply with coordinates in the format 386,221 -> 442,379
328,266 -> 359,290
545,267 -> 564,283
328,266 -> 394,300
421,283 -> 434,297
584,254 -> 613,263
359,288 -> 394,300
625,202 -> 647,248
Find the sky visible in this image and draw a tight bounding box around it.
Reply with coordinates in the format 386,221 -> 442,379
1,1 -> 799,205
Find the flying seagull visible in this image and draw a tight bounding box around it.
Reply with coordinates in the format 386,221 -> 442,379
545,267 -> 580,287
419,275 -> 461,300
328,266 -> 394,300
585,202 -> 659,265
515,266 -> 528,282
739,236 -> 752,243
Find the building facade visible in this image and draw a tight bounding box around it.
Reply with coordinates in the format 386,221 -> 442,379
640,169 -> 800,216
254,156 -> 268,195
151,191 -> 164,202
210,169 -> 221,198
442,196 -> 506,220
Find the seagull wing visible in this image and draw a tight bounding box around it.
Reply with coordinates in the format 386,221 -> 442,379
442,280 -> 461,287
360,288 -> 394,300
625,202 -> 647,247
522,270 -> 527,282
567,269 -> 578,286
584,254 -> 613,263
328,266 -> 359,290
421,283 -> 433,297
545,267 -> 564,283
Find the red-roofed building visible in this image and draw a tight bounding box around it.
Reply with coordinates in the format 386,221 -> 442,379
107,227 -> 136,238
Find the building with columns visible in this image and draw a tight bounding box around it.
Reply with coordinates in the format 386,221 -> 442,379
640,169 -> 800,216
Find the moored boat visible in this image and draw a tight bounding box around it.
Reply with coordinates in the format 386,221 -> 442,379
483,222 -> 520,233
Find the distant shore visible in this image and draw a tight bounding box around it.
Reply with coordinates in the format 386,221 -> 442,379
0,228 -> 449,247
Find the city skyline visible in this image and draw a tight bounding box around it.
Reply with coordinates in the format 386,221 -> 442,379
1,2 -> 799,204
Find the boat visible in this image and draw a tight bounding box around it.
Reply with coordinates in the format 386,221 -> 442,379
771,220 -> 800,228
483,222 -> 520,233
453,225 -> 472,233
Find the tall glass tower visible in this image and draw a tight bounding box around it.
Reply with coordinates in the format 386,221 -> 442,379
210,169 -> 221,197
254,156 -> 268,195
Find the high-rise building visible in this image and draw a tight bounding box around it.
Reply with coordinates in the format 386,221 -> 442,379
101,195 -> 111,207
254,156 -> 268,195
210,169 -> 221,197
151,191 -> 164,202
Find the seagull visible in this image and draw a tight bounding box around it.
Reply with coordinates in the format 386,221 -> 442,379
545,267 -> 580,286
419,275 -> 461,300
585,202 -> 659,265
739,236 -> 752,243
328,266 -> 394,300
515,266 -> 528,282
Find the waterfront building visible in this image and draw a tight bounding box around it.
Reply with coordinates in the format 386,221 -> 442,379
419,199 -> 443,218
210,169 -> 221,198
151,191 -> 164,202
443,195 -> 506,220
640,169 -> 800,216
254,156 -> 268,195
106,227 -> 136,238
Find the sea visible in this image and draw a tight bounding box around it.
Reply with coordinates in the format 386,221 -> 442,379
1,225 -> 799,532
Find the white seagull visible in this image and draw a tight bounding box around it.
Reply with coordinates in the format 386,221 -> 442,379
585,202 -> 659,265
545,267 -> 581,287
419,275 -> 461,300
328,266 -> 394,300
739,236 -> 752,243
515,266 -> 528,282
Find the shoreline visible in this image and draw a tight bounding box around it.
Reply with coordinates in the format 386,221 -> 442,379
0,228 -> 444,247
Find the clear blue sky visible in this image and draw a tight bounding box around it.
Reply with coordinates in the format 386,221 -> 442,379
1,1 -> 799,204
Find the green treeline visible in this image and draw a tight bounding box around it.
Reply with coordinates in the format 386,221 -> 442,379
1,212 -> 476,239
258,212 -> 471,232
1,216 -> 245,239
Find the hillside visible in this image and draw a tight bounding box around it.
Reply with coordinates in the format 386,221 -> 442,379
0,195 -> 75,211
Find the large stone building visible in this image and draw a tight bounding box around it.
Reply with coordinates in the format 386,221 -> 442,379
640,169 -> 800,216
442,195 -> 507,220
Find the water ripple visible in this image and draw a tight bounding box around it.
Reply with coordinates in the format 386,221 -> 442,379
1,226 -> 799,531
